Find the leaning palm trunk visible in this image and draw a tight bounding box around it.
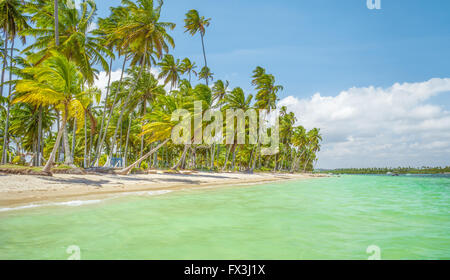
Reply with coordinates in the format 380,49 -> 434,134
92,56 -> 127,167
118,139 -> 169,175
1,38 -> 14,164
105,58 -> 145,167
172,144 -> 190,170
250,143 -> 260,171
37,107 -> 43,166
43,106 -> 68,173
221,145 -> 232,171
303,155 -> 312,173
123,117 -> 132,167
63,124 -> 73,165
95,57 -> 113,158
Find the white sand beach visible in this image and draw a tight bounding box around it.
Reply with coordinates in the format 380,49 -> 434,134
0,172 -> 326,207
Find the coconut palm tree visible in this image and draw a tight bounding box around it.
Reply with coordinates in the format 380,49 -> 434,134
118,92 -> 192,175
13,52 -> 84,173
104,0 -> 175,167
221,87 -> 253,171
198,66 -> 213,83
250,67 -> 283,171
180,57 -> 197,83
0,0 -> 30,164
303,128 -> 322,172
184,9 -> 211,85
158,54 -> 181,92
212,79 -> 229,108
290,126 -> 306,172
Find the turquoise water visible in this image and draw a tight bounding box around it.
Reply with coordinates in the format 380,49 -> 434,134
0,175 -> 449,260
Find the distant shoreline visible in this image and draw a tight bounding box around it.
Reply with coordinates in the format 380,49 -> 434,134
0,172 -> 327,208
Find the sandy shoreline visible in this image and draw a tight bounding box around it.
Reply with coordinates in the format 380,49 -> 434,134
0,172 -> 326,207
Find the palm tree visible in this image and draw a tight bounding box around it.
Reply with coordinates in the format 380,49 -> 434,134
24,0 -> 110,83
14,52 -> 84,173
290,125 -> 307,172
222,87 -> 252,171
180,57 -> 197,83
212,79 -> 229,108
184,9 -> 211,85
0,0 -> 30,164
104,0 -> 175,167
198,66 -> 213,83
250,67 -> 283,171
303,128 -> 322,172
158,54 -> 181,92
126,67 -> 165,165
118,93 -> 192,175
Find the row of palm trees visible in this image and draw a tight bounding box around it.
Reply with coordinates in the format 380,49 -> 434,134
0,0 -> 322,174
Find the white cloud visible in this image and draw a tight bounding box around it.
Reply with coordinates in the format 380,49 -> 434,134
279,78 -> 450,169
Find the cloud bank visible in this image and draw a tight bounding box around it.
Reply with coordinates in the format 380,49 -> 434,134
279,78 -> 450,169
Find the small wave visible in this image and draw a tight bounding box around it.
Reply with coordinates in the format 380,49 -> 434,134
120,190 -> 173,196
0,190 -> 174,213
0,199 -> 103,213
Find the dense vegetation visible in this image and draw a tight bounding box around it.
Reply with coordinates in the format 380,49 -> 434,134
0,0 -> 322,174
323,167 -> 450,175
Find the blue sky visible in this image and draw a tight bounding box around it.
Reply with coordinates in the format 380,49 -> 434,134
97,0 -> 450,100
4,0 -> 448,168
92,0 -> 450,168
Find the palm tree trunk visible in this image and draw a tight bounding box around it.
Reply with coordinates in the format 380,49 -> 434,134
95,57 -> 113,158
250,143 -> 260,171
71,116 -> 77,159
139,101 -> 146,166
43,105 -> 68,173
105,56 -> 143,167
210,145 -> 215,170
231,145 -> 238,170
200,34 -> 208,86
119,139 -> 169,175
124,117 -> 131,167
0,23 -> 9,99
92,56 -> 127,166
84,111 -> 87,168
63,124 -> 73,165
37,106 -> 42,166
221,145 -> 231,171
1,37 -> 14,164
172,144 -> 190,170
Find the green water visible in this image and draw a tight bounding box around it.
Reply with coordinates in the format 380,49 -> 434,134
0,175 -> 449,260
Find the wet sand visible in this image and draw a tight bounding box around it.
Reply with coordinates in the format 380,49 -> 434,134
0,172 -> 326,207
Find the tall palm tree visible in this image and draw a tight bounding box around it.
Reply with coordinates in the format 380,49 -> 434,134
180,57 -> 197,83
212,79 -> 229,108
0,0 -> 30,164
184,9 -> 211,85
250,67 -> 283,171
221,87 -> 252,171
14,52 -> 84,173
290,125 -> 306,172
158,54 -> 181,92
104,0 -> 175,167
303,128 -> 322,172
198,66 -> 213,83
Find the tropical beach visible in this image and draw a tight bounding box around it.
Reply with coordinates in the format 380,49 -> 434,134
1,0 -> 450,262
0,171 -> 325,207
